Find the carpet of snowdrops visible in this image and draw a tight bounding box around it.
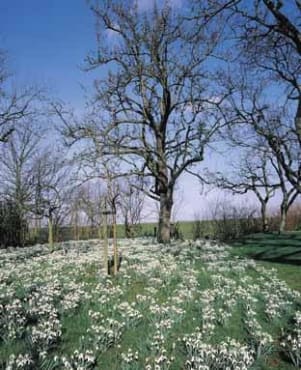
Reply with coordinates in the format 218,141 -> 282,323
0,238 -> 301,369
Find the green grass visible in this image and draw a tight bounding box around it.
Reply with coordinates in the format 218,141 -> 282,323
259,262 -> 301,292
227,231 -> 301,369
230,231 -> 301,292
230,231 -> 301,264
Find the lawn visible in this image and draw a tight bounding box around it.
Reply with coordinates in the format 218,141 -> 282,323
230,231 -> 301,264
230,231 -> 301,292
0,238 -> 300,369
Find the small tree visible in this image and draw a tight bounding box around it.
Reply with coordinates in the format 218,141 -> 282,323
75,183 -> 104,238
32,150 -> 69,251
206,149 -> 278,232
119,179 -> 144,238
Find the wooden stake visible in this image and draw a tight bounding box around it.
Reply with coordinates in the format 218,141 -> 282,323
48,214 -> 54,252
103,201 -> 109,274
113,211 -> 118,275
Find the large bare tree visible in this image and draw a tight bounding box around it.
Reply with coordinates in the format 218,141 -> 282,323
221,70 -> 301,194
58,0 -> 227,243
194,0 -> 301,193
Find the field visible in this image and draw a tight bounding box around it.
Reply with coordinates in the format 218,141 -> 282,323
0,237 -> 301,369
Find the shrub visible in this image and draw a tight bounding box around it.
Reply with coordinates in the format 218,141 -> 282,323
0,200 -> 28,248
209,200 -> 260,241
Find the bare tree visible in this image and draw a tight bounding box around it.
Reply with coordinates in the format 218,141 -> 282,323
216,76 -> 300,232
206,148 -> 278,232
73,183 -> 104,239
195,0 -> 301,193
32,150 -> 69,251
233,0 -> 301,144
57,1 -> 228,243
221,71 -> 301,195
0,50 -> 41,143
0,122 -> 41,245
119,179 -> 144,238
192,0 -> 300,137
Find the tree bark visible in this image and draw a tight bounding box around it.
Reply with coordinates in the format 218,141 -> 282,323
279,207 -> 287,234
296,97 -> 301,145
279,203 -> 288,234
124,213 -> 131,238
158,190 -> 173,244
260,202 -> 269,233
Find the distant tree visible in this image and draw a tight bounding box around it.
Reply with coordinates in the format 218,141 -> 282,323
119,179 -> 144,238
0,123 -> 40,245
70,182 -> 105,239
0,199 -> 26,247
32,150 -> 69,251
206,148 -> 278,232
57,0 -> 228,243
216,82 -> 300,232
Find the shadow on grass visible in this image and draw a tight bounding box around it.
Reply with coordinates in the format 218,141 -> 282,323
230,231 -> 301,266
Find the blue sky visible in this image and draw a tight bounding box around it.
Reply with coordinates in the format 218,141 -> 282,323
0,0 -> 96,106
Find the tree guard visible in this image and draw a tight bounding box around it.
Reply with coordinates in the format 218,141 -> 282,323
101,206 -> 118,276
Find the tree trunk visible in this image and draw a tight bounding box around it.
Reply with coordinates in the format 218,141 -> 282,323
295,97 -> 301,145
260,202 -> 269,233
124,213 -> 131,238
73,210 -> 79,241
158,190 -> 173,244
48,214 -> 54,252
279,204 -> 288,234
